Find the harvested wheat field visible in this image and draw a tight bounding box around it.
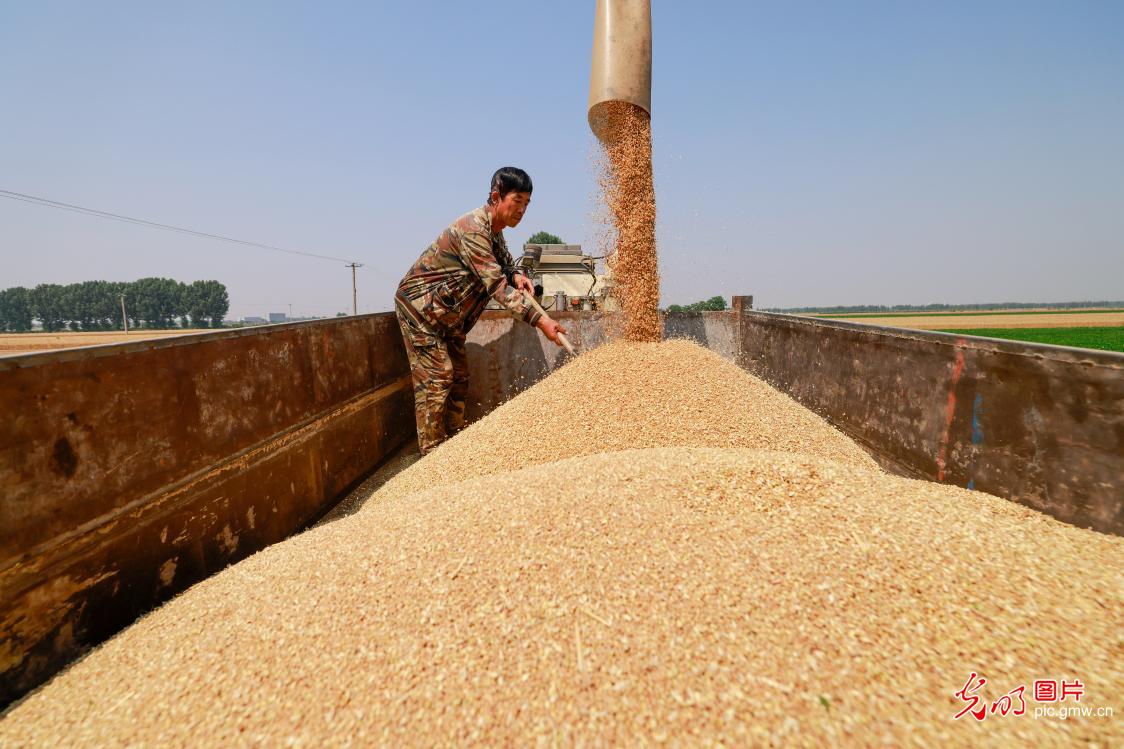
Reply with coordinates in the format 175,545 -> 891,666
2,341 -> 1120,748
827,311 -> 1124,330
0,330 -> 200,356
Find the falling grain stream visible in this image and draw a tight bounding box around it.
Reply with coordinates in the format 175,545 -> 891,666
597,100 -> 661,343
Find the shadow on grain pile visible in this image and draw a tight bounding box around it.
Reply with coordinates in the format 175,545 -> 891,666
1,341 -> 1120,747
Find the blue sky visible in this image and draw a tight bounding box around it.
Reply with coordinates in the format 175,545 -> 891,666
2,1 -> 1121,317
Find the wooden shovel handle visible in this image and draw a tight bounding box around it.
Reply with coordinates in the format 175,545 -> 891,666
557,332 -> 576,355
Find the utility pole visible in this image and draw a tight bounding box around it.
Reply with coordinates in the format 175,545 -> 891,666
346,262 -> 363,316
288,303 -> 292,321
119,294 -> 129,335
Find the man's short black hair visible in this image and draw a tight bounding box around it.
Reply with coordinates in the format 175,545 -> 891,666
489,166 -> 533,203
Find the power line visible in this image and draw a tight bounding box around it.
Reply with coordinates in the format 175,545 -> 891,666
0,188 -> 360,265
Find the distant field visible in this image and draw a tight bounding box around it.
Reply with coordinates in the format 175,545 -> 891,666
0,330 -> 201,356
816,311 -> 1124,330
937,326 -> 1124,353
803,308 -> 1124,352
813,308 -> 1124,319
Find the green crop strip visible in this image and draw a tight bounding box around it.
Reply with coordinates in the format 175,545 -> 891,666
937,326 -> 1124,353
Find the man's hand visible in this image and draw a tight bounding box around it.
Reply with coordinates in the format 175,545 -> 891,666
536,316 -> 568,347
512,273 -> 536,296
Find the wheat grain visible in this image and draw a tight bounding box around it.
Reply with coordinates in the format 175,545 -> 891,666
2,341 -> 1118,748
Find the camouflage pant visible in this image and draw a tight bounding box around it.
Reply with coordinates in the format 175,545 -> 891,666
395,302 -> 469,454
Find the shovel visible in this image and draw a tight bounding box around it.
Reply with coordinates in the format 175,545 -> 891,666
523,288 -> 577,356
556,332 -> 576,355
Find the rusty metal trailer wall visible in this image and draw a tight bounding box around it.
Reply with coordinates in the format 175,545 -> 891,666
0,315 -> 414,704
736,309 -> 1123,535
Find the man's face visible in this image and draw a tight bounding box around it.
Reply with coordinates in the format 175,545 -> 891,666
491,190 -> 531,228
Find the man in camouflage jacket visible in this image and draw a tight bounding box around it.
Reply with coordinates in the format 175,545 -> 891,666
395,167 -> 568,454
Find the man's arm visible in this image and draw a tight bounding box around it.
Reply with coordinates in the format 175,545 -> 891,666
457,231 -> 542,325
493,240 -> 518,286
515,288 -> 567,344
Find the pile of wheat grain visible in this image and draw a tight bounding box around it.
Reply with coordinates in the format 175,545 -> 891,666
597,100 -> 661,342
368,340 -> 877,507
2,341 -> 1119,747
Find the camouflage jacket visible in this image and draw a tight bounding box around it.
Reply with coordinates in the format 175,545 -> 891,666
396,205 -> 544,341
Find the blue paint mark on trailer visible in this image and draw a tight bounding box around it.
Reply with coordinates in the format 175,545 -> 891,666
971,393 -> 984,445
967,393 -> 984,490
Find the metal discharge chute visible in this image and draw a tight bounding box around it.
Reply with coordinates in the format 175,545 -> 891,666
588,0 -> 652,140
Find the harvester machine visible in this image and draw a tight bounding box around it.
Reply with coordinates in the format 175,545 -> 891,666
490,243 -> 618,313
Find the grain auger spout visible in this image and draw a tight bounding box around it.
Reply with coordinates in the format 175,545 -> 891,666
587,0 -> 660,342
588,0 -> 652,140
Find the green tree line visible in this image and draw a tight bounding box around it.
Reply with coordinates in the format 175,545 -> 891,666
526,231 -> 564,245
666,296 -> 727,313
0,278 -> 229,332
